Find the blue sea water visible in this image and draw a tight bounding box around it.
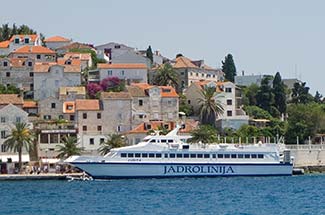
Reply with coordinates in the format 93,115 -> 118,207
1,175 -> 324,215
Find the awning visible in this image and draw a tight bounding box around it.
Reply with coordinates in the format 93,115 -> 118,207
0,154 -> 30,163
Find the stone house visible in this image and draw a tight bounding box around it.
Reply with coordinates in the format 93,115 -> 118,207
44,36 -> 72,50
110,51 -> 151,68
59,86 -> 86,101
0,103 -> 30,172
75,99 -> 105,154
89,63 -> 148,84
128,83 -> 179,127
0,57 -> 34,92
0,34 -> 41,56
33,62 -> 81,100
159,55 -> 224,92
95,42 -> 134,62
185,80 -> 249,130
62,52 -> 93,70
9,46 -> 56,62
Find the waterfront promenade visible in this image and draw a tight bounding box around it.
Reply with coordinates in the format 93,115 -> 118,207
0,173 -> 83,181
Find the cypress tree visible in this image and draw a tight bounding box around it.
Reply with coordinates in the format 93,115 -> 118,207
272,72 -> 287,114
222,54 -> 237,82
146,45 -> 153,64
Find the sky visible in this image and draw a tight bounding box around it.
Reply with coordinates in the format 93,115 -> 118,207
1,0 -> 325,94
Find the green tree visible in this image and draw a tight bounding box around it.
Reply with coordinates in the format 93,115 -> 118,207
146,45 -> 153,64
286,103 -> 325,144
18,24 -> 36,34
3,123 -> 32,173
153,63 -> 179,89
189,125 -> 217,144
222,54 -> 237,82
314,91 -> 323,103
0,23 -> 11,41
242,84 -> 259,106
256,76 -> 274,113
98,134 -> 126,155
272,72 -> 287,114
179,94 -> 194,116
243,105 -> 272,119
291,82 -> 313,104
197,87 -> 224,126
57,136 -> 83,159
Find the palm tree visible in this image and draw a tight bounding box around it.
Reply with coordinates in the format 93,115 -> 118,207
98,134 -> 126,155
153,63 -> 179,89
57,136 -> 83,159
3,122 -> 32,173
197,87 -> 224,126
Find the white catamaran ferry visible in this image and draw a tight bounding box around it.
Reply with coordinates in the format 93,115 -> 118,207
66,126 -> 293,179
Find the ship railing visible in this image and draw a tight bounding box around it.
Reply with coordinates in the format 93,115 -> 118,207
285,145 -> 325,150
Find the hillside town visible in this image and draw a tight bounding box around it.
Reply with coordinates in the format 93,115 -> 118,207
0,26 -> 322,174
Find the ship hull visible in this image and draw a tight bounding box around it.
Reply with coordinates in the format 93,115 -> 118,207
70,162 -> 293,179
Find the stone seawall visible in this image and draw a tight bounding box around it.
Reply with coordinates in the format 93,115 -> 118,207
287,145 -> 325,167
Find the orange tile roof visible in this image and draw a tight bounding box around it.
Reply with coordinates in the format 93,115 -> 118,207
23,101 -> 37,108
63,101 -> 75,113
64,52 -> 92,61
0,40 -> 10,48
9,34 -> 38,42
57,58 -> 81,66
193,80 -> 224,92
34,62 -> 81,73
0,94 -> 23,105
4,58 -> 28,67
75,99 -> 100,111
98,63 -> 147,69
130,83 -> 178,98
44,36 -> 70,42
173,56 -> 198,69
160,86 -> 178,97
12,46 -> 56,54
56,42 -> 94,51
59,86 -> 86,95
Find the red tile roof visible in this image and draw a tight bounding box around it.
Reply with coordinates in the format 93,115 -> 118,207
173,56 -> 198,69
75,99 -> 100,111
9,34 -> 38,42
130,83 -> 178,98
64,52 -> 92,61
98,63 -> 147,69
0,94 -> 23,105
33,62 -> 81,73
12,46 -> 56,54
0,40 -> 10,48
23,101 -> 37,108
44,36 -> 70,42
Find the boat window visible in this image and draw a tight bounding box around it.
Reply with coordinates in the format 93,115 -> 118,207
190,154 -> 196,158
121,153 -> 127,158
224,154 -> 230,158
197,154 -> 203,158
142,153 -> 148,158
183,154 -> 189,158
177,154 -> 182,158
127,153 -> 134,158
251,154 -> 257,159
182,145 -> 189,149
217,154 -> 224,158
135,153 -> 141,158
204,154 -> 210,158
150,139 -> 156,143
149,153 -> 155,158
161,139 -> 167,143
212,154 -> 216,158
156,153 -> 162,158
258,154 -> 264,159
164,154 -> 168,158
169,153 -> 176,158
231,154 -> 237,159
238,154 -> 244,158
167,140 -> 173,143
244,154 -> 250,159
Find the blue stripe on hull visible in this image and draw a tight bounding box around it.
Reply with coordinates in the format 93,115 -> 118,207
71,162 -> 292,166
92,174 -> 292,180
